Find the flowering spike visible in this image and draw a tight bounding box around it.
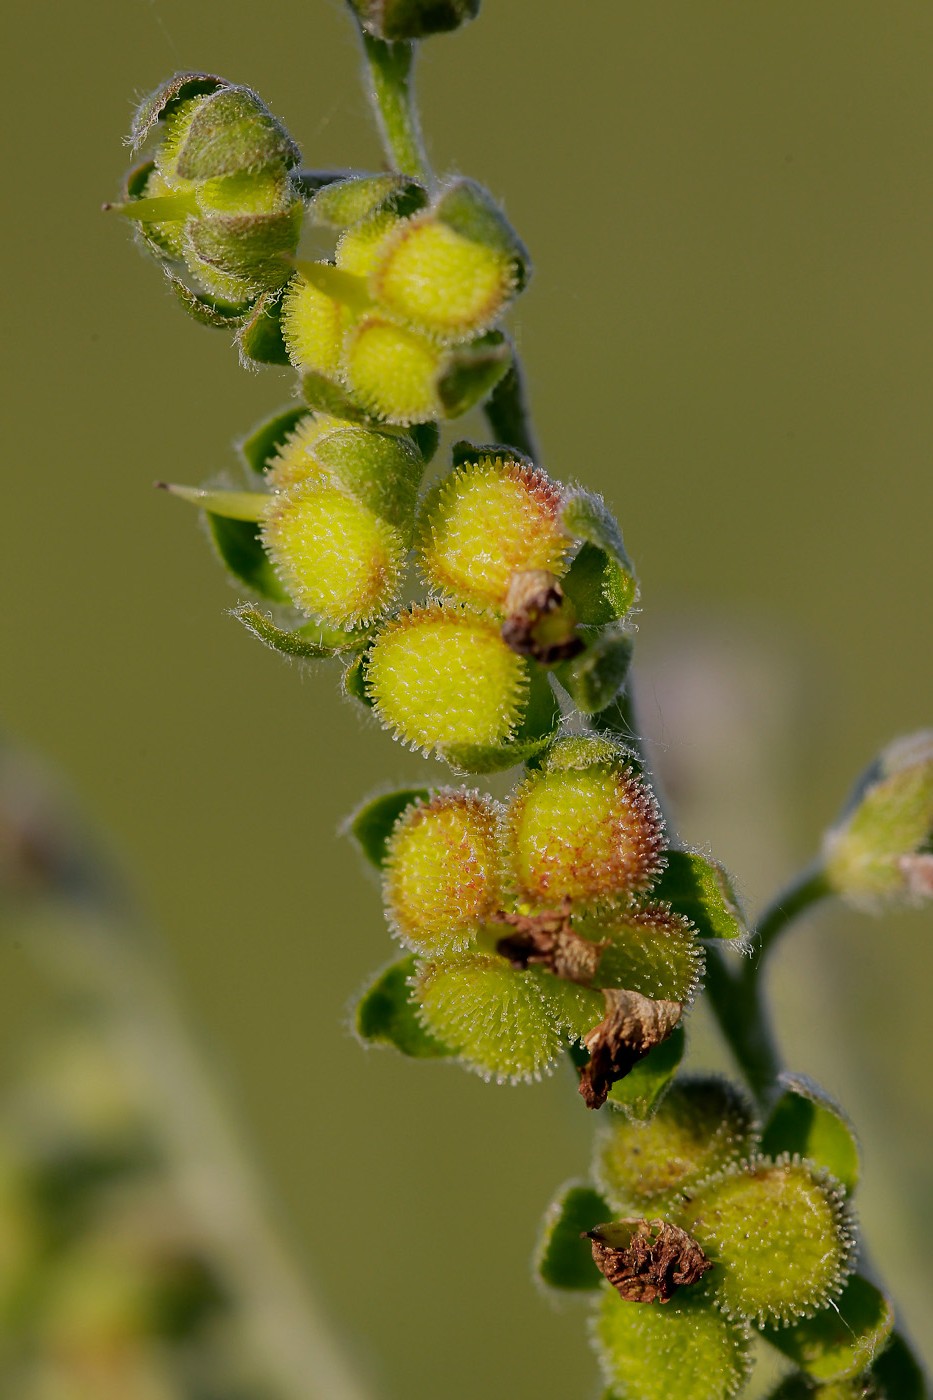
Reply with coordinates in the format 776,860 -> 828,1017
383,791 -> 503,955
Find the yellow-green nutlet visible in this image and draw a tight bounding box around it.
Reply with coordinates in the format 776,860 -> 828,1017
343,315 -> 445,425
384,791 -> 503,955
593,1077 -> 758,1217
679,1156 -> 856,1326
365,605 -> 529,756
263,414 -> 345,494
417,456 -> 570,608
281,273 -> 349,379
592,1288 -> 752,1400
262,487 -> 405,627
506,742 -> 665,907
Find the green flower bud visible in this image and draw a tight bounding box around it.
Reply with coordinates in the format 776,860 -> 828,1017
593,1077 -> 758,1217
505,739 -> 665,907
348,0 -> 480,41
592,1286 -> 752,1400
368,179 -> 528,342
823,730 -> 933,909
678,1156 -> 856,1326
365,604 -> 530,756
417,454 -> 570,608
383,790 -> 503,954
414,953 -> 563,1082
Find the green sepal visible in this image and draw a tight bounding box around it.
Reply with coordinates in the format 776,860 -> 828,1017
236,290 -> 291,365
408,420 -> 439,465
436,331 -> 511,418
206,516 -> 286,601
561,495 -> 638,623
123,159 -> 158,201
187,205 -> 302,293
174,86 -> 300,181
354,957 -> 454,1058
763,1274 -> 894,1384
761,1073 -> 860,1193
344,650 -> 376,708
348,788 -> 430,869
163,269 -> 253,327
301,370 -> 372,422
652,850 -> 749,943
232,604 -> 365,658
871,1332 -> 929,1400
433,178 -> 530,291
130,72 -> 224,149
311,426 -> 424,532
534,1181 -> 609,1292
441,665 -> 560,774
554,627 -> 634,714
292,259 -> 373,313
238,407 -> 311,475
605,1025 -> 685,1118
162,484 -> 269,521
348,0 -> 480,41
308,172 -> 428,228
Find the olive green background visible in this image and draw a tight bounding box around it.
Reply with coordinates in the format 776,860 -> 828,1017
4,0 -> 932,1394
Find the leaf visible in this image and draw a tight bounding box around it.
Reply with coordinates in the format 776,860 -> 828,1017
348,788 -> 430,870
232,604 -> 363,659
605,1025 -> 685,1118
436,332 -> 511,418
871,1332 -> 928,1400
653,850 -> 749,943
561,494 -> 638,623
761,1072 -> 860,1193
534,1181 -> 609,1292
763,1274 -> 894,1383
238,406 -> 310,476
553,628 -> 634,714
354,957 -> 453,1058
206,515 -> 286,602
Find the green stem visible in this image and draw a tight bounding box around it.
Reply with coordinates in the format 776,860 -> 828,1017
360,32 -> 431,183
705,864 -> 831,1109
483,357 -> 539,460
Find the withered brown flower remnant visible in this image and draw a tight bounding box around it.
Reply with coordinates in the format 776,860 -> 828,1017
500,570 -> 583,664
492,900 -> 605,983
587,1218 -> 712,1304
578,988 -> 683,1109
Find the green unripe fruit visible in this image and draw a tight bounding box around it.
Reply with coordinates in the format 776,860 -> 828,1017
581,904 -> 704,1003
593,1077 -> 757,1217
592,1286 -> 752,1400
824,729 -> 933,909
415,953 -> 562,1082
281,273 -> 349,378
417,456 -> 569,607
264,413 -> 345,493
506,745 -> 665,907
384,791 -> 503,954
262,486 -> 405,627
365,605 -> 529,757
679,1156 -> 856,1326
344,315 -> 444,424
337,210 -> 406,277
370,213 -> 516,342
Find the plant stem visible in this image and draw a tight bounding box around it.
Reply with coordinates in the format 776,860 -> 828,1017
359,32 -> 431,184
705,864 -> 831,1110
483,357 -> 539,460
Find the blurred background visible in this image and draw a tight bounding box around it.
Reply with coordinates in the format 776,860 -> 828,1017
3,0 -> 932,1394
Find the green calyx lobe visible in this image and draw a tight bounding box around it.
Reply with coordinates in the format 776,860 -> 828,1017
535,1180 -> 609,1292
354,957 -> 454,1058
761,1073 -> 860,1193
173,86 -> 300,182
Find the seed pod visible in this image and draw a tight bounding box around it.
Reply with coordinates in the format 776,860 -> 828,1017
678,1155 -> 857,1326
417,455 -> 570,608
505,739 -> 665,907
368,182 -> 524,343
592,1286 -> 752,1400
593,1077 -> 758,1217
414,953 -> 562,1082
823,729 -> 933,909
364,604 -> 529,756
383,791 -> 503,954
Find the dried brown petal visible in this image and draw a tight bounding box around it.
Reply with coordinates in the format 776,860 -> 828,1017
578,988 -> 682,1109
587,1218 -> 712,1304
501,570 -> 583,664
492,901 -> 605,983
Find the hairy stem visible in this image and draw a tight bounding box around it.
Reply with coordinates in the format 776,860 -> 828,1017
359,32 -> 431,184
705,865 -> 831,1110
